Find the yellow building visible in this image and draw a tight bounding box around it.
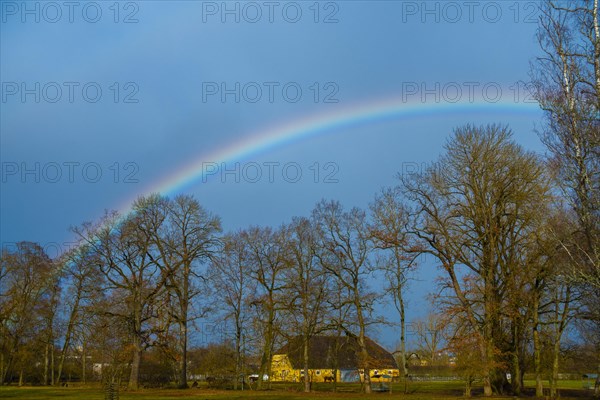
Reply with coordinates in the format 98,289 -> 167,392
270,336 -> 399,383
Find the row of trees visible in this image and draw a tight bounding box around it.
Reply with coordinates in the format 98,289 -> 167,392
0,0 -> 598,396
1,121 -> 598,396
0,193 -> 402,392
0,196 -> 222,389
531,0 -> 599,396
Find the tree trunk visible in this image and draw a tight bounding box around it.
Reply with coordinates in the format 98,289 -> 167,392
266,339 -> 274,390
82,344 -> 87,384
129,289 -> 144,391
56,300 -> 80,385
178,320 -> 188,388
257,317 -> 273,390
44,342 -> 50,386
332,333 -> 340,393
482,346 -> 493,396
51,344 -> 55,386
482,267 -> 495,397
533,290 -> 544,397
511,350 -> 521,396
360,353 -> 371,392
177,267 -> 190,390
128,342 -> 142,390
595,356 -> 600,397
1,347 -> 15,385
550,338 -> 560,398
234,321 -> 241,391
481,320 -> 494,396
356,298 -> 371,394
465,378 -> 472,397
303,335 -> 310,393
357,334 -> 371,393
511,319 -> 522,396
399,296 -> 408,379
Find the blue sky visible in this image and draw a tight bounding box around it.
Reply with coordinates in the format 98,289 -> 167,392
1,1 -> 547,348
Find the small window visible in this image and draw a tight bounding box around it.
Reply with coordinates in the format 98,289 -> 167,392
315,370 -> 321,375
373,370 -> 378,374
388,370 -> 393,375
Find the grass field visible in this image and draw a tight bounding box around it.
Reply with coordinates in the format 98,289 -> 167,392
0,380 -> 595,400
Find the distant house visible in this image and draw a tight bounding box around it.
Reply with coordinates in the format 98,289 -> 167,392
271,335 -> 399,383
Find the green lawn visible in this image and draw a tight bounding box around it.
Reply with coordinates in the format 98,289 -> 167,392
0,381 -> 593,400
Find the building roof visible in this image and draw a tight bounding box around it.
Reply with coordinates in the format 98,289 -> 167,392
275,335 -> 397,370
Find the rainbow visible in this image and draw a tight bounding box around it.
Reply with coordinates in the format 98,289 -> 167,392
117,97 -> 541,213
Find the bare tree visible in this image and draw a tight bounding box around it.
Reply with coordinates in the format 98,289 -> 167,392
281,217 -> 330,392
243,226 -> 289,389
531,1 -> 600,393
74,205 -> 168,390
41,274 -> 61,386
411,312 -> 445,367
312,200 -> 378,393
143,194 -> 221,388
0,242 -> 56,385
402,124 -> 552,396
527,207 -> 580,397
54,242 -> 101,385
369,187 -> 419,382
323,270 -> 356,393
210,231 -> 256,390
